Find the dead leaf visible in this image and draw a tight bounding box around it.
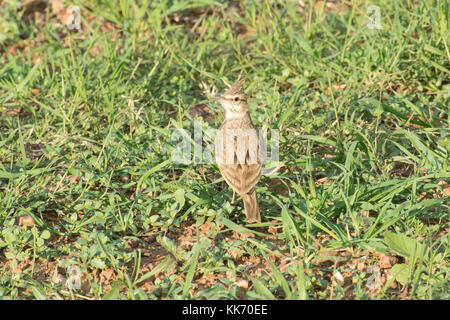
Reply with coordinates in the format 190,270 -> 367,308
315,177 -> 332,186
8,46 -> 17,56
18,214 -> 35,227
378,254 -> 395,269
267,226 -> 278,234
357,261 -> 366,271
13,265 -> 23,273
50,0 -> 64,14
236,279 -> 249,289
334,271 -> 344,286
199,221 -> 213,237
102,268 -> 114,281
437,180 -> 450,197
68,175 -> 80,184
326,84 -> 347,95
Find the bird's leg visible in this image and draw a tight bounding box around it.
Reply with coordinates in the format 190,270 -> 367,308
231,191 -> 236,205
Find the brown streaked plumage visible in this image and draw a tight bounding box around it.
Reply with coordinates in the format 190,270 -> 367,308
214,78 -> 264,223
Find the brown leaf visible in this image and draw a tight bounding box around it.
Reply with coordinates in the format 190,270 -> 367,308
18,214 -> 35,227
90,42 -> 103,57
102,268 -> 114,281
357,261 -> 366,271
14,265 -> 23,273
437,180 -> 450,197
333,271 -> 344,286
267,226 -> 278,234
8,46 -> 17,56
50,0 -> 64,14
199,221 -> 213,237
67,175 -> 80,184
142,281 -> 152,292
315,177 -> 332,186
236,279 -> 248,289
378,254 -> 396,269
326,84 -> 347,95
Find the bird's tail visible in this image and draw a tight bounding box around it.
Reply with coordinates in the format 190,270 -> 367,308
242,189 -> 260,223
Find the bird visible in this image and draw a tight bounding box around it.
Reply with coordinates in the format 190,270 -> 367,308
214,77 -> 265,223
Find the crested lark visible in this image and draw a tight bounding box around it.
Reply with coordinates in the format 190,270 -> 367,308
214,78 -> 264,223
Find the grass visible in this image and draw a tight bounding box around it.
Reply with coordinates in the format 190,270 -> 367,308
0,0 -> 449,300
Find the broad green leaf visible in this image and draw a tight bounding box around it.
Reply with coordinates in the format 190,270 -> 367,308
384,232 -> 427,260
390,263 -> 409,286
40,230 -> 51,240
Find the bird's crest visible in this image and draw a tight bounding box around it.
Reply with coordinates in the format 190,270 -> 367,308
224,77 -> 246,96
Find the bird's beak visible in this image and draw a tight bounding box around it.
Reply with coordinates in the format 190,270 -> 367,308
213,94 -> 223,103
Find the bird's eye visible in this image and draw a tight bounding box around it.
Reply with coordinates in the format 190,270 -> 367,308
234,97 -> 240,102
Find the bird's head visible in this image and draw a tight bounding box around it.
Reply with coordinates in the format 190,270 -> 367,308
215,78 -> 248,118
